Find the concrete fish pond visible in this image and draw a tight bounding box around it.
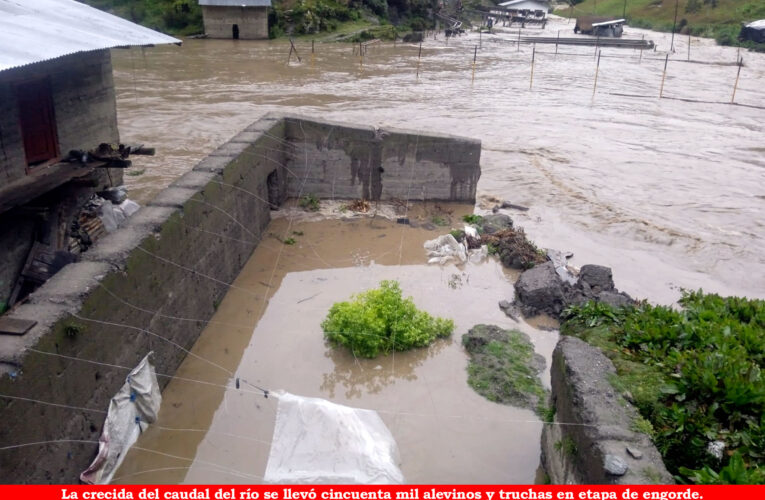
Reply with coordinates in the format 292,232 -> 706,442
0,114 -> 668,484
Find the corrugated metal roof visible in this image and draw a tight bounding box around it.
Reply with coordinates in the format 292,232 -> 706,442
498,0 -> 549,8
199,0 -> 272,6
0,0 -> 181,73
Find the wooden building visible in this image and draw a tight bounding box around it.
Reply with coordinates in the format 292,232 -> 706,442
199,0 -> 272,40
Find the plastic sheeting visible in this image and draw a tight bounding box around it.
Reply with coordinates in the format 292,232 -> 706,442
80,353 -> 162,485
264,391 -> 404,484
424,234 -> 467,265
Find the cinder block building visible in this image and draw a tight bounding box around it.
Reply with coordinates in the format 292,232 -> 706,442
0,0 -> 179,310
199,0 -> 272,40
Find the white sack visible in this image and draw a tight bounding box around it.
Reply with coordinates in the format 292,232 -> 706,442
264,391 -> 404,484
80,353 -> 161,485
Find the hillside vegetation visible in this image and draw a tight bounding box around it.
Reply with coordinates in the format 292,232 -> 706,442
81,0 -> 442,39
560,0 -> 765,49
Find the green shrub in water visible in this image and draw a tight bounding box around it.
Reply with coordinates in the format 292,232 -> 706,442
321,280 -> 454,358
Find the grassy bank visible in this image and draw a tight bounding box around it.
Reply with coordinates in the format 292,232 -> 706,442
561,291 -> 765,484
558,0 -> 765,51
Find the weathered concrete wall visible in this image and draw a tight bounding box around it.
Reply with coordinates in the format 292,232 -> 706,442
0,50 -> 121,184
0,115 -> 286,483
201,6 -> 269,39
541,336 -> 673,484
0,113 -> 480,483
282,115 -> 481,202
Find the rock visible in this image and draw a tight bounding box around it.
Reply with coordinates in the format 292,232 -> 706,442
421,222 -> 437,231
627,446 -> 643,460
500,201 -> 530,211
604,454 -> 629,476
403,31 -> 424,43
480,214 -> 513,234
514,261 -> 567,317
491,205 -> 500,213
98,186 -> 128,204
597,290 -> 633,308
578,264 -> 615,293
498,300 -> 519,321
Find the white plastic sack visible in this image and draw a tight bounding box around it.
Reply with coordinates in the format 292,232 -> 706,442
468,245 -> 489,264
118,199 -> 141,218
424,234 -> 467,265
99,201 -> 123,232
264,391 -> 404,484
80,353 -> 162,485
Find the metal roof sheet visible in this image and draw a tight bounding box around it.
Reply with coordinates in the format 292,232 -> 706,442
199,0 -> 272,6
0,0 -> 181,73
745,19 -> 765,29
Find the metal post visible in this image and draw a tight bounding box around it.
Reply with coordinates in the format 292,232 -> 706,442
593,50 -> 601,99
659,53 -> 669,98
359,41 -> 363,70
731,57 -> 743,104
311,39 -> 315,68
518,29 -> 521,52
687,31 -> 691,61
555,30 -> 560,56
416,42 -> 422,81
639,34 -> 644,64
670,0 -> 679,53
471,45 -> 477,85
529,45 -> 535,90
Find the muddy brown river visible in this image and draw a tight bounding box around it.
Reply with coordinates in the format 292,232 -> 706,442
107,17 -> 764,483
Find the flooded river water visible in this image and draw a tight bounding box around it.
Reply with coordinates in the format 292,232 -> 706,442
108,16 -> 764,483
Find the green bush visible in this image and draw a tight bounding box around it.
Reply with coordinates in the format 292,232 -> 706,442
562,291 -> 765,484
321,280 -> 454,358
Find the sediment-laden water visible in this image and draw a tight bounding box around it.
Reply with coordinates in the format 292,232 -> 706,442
108,17 -> 765,483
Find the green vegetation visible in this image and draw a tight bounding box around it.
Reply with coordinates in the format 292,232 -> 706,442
126,169 -> 146,177
462,214 -> 484,225
431,215 -> 449,226
84,0 -> 442,39
559,0 -> 765,51
561,291 -> 765,484
283,236 -> 297,245
462,325 -> 549,415
82,1 -> 203,36
321,280 -> 454,358
298,193 -> 321,211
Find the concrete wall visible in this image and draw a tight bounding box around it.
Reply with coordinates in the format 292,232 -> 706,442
541,336 -> 673,484
0,113 -> 481,483
0,50 -> 121,185
201,6 -> 269,39
282,115 -> 482,202
0,115 -> 286,483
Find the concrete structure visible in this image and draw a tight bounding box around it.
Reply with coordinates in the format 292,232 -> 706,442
541,336 -> 673,484
199,0 -> 271,40
0,0 -> 179,309
0,113 -> 482,483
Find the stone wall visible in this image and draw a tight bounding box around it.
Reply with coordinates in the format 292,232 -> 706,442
0,50 -> 121,185
282,115 -> 481,202
0,113 -> 481,483
201,6 -> 269,39
541,336 -> 673,484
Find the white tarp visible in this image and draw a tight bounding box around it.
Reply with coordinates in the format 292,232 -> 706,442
80,353 -> 162,485
264,391 -> 404,484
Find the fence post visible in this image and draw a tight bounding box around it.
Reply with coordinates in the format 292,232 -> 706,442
592,50 -> 601,99
471,45 -> 477,85
529,45 -> 536,90
416,41 -> 422,81
659,53 -> 669,98
731,57 -> 743,104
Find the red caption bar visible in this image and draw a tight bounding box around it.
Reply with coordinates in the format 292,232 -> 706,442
0,485 -> 760,500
